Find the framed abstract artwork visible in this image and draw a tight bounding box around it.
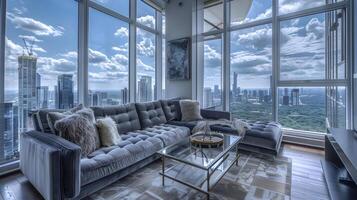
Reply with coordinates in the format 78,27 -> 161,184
167,37 -> 190,80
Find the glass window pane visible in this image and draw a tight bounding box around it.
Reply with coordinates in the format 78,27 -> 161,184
88,9 -> 129,106
92,0 -> 129,17
203,35 -> 222,110
137,0 -> 156,29
3,0 -> 78,164
230,0 -> 272,26
279,0 -> 325,15
280,13 -> 326,80
230,24 -> 273,121
278,87 -> 326,133
203,0 -> 223,33
327,86 -> 346,129
137,28 -> 156,102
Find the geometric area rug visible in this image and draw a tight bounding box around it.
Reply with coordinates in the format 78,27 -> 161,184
86,152 -> 292,200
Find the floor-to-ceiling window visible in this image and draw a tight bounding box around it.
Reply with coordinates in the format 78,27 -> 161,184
196,0 -> 350,134
136,0 -> 158,102
0,0 -> 164,171
1,0 -> 78,165
88,7 -> 129,106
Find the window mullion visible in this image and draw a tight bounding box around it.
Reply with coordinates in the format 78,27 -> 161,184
129,0 -> 137,102
78,0 -> 89,106
272,0 -> 279,122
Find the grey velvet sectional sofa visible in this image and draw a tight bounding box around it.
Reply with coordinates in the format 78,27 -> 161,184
20,99 -> 282,200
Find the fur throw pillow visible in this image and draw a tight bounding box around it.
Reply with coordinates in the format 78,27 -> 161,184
180,100 -> 203,122
96,117 -> 122,147
47,107 -> 100,148
54,114 -> 97,157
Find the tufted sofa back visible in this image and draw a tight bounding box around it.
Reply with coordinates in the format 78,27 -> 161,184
160,99 -> 182,121
135,101 -> 167,129
91,103 -> 141,134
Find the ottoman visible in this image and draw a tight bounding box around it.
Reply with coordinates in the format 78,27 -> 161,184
210,121 -> 283,155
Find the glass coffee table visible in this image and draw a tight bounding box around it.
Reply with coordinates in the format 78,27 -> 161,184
157,133 -> 241,199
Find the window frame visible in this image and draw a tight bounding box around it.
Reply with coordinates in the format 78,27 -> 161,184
194,0 -> 352,135
0,0 -> 164,172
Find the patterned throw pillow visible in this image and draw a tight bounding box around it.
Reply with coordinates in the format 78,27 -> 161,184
54,114 -> 97,157
96,117 -> 122,147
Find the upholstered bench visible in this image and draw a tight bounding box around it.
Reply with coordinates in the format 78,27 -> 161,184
209,121 -> 283,155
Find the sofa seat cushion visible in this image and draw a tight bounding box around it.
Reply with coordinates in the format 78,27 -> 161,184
80,132 -> 163,186
136,124 -> 190,146
166,120 -> 200,131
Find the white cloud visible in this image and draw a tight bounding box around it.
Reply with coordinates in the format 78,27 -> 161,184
19,35 -> 42,42
112,46 -> 128,53
7,12 -> 63,37
279,0 -> 324,14
137,59 -> 154,72
61,51 -> 78,59
114,27 -> 129,38
137,15 -> 155,28
88,48 -> 128,72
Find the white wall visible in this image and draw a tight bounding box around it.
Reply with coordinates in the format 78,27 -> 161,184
165,0 -> 193,99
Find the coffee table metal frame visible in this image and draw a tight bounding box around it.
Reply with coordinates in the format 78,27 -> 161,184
157,134 -> 241,199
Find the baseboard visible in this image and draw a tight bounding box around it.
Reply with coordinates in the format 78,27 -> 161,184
283,134 -> 325,149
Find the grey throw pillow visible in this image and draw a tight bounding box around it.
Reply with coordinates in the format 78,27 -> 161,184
180,100 -> 203,122
54,114 -> 97,157
96,117 -> 122,147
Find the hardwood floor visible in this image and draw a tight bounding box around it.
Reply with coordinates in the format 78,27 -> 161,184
0,143 -> 330,200
282,144 -> 329,200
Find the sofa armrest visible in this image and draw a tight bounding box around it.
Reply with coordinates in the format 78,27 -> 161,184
200,109 -> 231,120
20,131 -> 81,200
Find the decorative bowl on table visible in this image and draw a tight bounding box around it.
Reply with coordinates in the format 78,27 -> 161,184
190,131 -> 224,148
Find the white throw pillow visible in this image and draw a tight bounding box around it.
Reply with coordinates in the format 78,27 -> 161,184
180,100 -> 203,122
96,117 -> 121,147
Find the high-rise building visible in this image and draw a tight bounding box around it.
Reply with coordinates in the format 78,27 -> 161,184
232,72 -> 238,99
0,103 -> 19,162
37,86 -> 49,108
283,88 -> 289,105
56,74 -> 74,109
203,87 -> 213,108
121,88 -> 128,104
291,88 -> 300,105
138,76 -> 152,102
18,55 -> 37,133
213,85 -> 220,99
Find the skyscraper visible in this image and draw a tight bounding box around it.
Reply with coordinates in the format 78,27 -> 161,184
232,72 -> 238,99
56,74 -> 74,109
203,87 -> 213,108
283,88 -> 289,106
121,88 -> 128,104
138,76 -> 152,102
37,86 -> 49,108
18,55 -> 37,133
0,103 -> 19,163
213,85 -> 220,99
291,89 -> 300,105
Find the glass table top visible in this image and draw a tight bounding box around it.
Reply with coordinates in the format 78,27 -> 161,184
157,133 -> 241,169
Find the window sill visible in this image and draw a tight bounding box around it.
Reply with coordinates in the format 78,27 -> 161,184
282,128 -> 325,149
0,160 -> 19,177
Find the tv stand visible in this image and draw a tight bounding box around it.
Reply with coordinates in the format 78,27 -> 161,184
322,128 -> 357,200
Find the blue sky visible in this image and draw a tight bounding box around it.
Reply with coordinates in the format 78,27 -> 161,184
203,0 -> 329,89
4,0 -> 157,95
